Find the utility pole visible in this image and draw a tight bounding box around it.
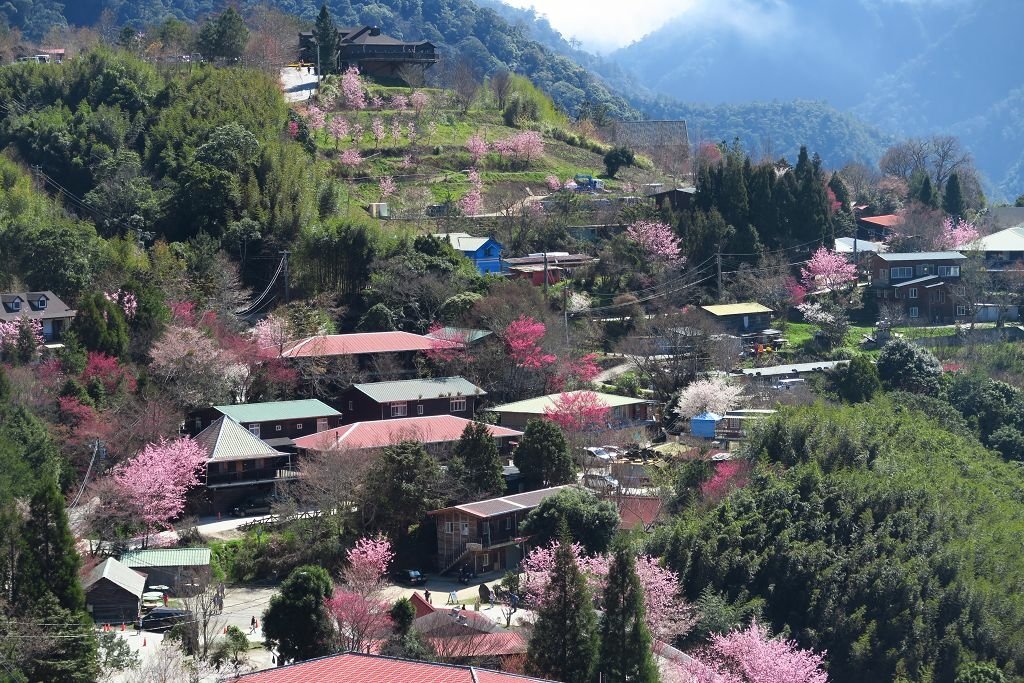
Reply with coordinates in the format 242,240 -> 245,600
716,245 -> 723,301
563,287 -> 569,344
542,252 -> 549,300
279,250 -> 291,304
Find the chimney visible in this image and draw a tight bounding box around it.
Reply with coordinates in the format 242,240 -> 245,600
370,26 -> 381,36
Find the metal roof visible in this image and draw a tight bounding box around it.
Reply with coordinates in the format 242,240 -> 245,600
835,237 -> 886,253
489,391 -> 651,415
701,302 -> 773,316
83,557 -> 146,597
281,331 -> 457,358
970,226 -> 1024,252
432,232 -> 497,253
121,547 -> 211,568
893,275 -> 940,288
858,214 -> 904,227
432,485 -> 572,519
237,652 -> 554,682
194,416 -> 285,462
737,359 -> 849,378
293,415 -> 522,452
353,377 -> 485,403
424,327 -> 493,344
214,399 -> 340,423
875,251 -> 965,262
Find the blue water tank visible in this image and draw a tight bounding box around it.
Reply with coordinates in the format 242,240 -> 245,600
690,411 -> 723,439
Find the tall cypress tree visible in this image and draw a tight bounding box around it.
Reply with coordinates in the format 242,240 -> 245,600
943,172 -> 965,218
918,174 -> 937,208
313,4 -> 340,75
527,524 -> 599,683
598,544 -> 658,683
17,475 -> 85,612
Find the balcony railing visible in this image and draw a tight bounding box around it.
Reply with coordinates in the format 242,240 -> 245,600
207,466 -> 299,488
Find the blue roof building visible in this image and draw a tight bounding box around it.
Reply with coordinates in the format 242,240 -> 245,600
434,232 -> 504,274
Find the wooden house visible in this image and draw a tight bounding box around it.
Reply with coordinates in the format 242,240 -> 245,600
699,303 -> 773,335
868,251 -> 968,323
83,557 -> 146,625
120,548 -> 211,595
299,26 -> 438,77
339,376 -> 485,423
487,391 -> 655,432
429,485 -> 572,575
189,399 -> 341,448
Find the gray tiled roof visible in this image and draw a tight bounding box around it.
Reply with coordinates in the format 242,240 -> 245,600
876,251 -> 964,262
194,416 -> 284,462
83,557 -> 146,597
353,376 -> 485,403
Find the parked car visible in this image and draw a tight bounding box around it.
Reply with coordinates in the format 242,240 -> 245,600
139,607 -> 192,632
582,473 -> 619,492
391,569 -> 427,586
230,498 -> 271,517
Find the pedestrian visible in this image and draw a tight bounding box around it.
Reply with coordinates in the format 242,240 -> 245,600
424,589 -> 431,605
249,615 -> 257,634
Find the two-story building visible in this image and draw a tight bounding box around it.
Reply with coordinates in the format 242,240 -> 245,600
193,416 -> 297,512
429,485 -> 572,575
433,232 -> 504,274
868,251 -> 968,323
1,290 -> 76,342
299,26 -> 438,78
189,399 -> 342,449
339,376 -> 486,423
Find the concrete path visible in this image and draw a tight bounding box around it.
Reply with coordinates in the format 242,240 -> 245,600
279,66 -> 318,102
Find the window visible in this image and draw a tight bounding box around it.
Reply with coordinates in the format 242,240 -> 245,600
505,516 -> 513,530
348,401 -> 353,411
10,299 -> 19,312
938,265 -> 961,277
480,553 -> 489,566
937,290 -> 945,303
915,264 -> 933,276
909,306 -> 920,318
890,266 -> 913,278
957,305 -> 968,317
295,423 -> 303,430
461,522 -> 469,536
391,402 -> 408,417
275,425 -> 282,432
450,397 -> 467,413
417,405 -> 424,416
908,288 -> 918,299
194,417 -> 202,431
879,268 -> 888,281
956,285 -> 967,296
248,424 -> 260,437
317,418 -> 328,432
36,297 -> 46,309
445,521 -> 454,534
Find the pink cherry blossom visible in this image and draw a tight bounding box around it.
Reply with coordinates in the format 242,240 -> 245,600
466,134 -> 489,164
939,216 -> 979,249
379,175 -> 397,200
104,289 -> 138,319
504,315 -> 556,369
391,119 -> 402,142
410,90 -> 429,113
785,277 -> 807,306
543,390 -> 610,432
328,117 -> 349,149
424,323 -> 467,364
389,94 -> 408,110
339,148 -> 363,168
306,105 -> 326,134
0,317 -> 43,355
370,95 -> 384,109
545,175 -> 562,192
627,220 -> 683,263
459,168 -> 484,216
343,534 -> 395,596
287,120 -> 299,139
371,117 -> 386,148
800,247 -> 857,293
112,437 -> 207,538
341,66 -> 366,110
680,619 -> 828,683
324,589 -> 392,653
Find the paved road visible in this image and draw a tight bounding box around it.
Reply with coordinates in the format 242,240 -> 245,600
279,66 -> 318,102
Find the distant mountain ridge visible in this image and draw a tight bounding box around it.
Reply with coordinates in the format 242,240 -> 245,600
606,0 -> 1024,199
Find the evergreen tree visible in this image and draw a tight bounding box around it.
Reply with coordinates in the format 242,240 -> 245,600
748,164 -> 776,240
527,524 -> 599,683
773,170 -> 799,245
833,354 -> 881,403
360,440 -> 444,537
20,593 -> 99,683
829,171 -> 852,214
514,419 -> 574,490
16,476 -> 84,612
450,421 -> 506,498
792,148 -> 833,245
197,7 -> 249,62
71,293 -> 128,357
720,153 -> 750,229
598,543 -> 658,683
918,174 -> 937,208
262,565 -> 334,664
943,172 -> 965,218
313,4 -> 340,75
520,487 -> 620,554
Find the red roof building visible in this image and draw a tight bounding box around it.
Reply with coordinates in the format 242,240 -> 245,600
280,331 -> 460,359
236,652 -> 554,683
857,213 -> 904,240
292,415 -> 522,452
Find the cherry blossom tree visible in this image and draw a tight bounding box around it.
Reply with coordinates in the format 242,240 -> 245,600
251,314 -> 291,356
505,315 -> 556,369
543,390 -> 609,432
325,534 -> 396,652
371,117 -> 386,148
785,277 -> 807,306
939,216 -> 980,249
287,120 -> 299,139
379,175 -> 397,200
424,323 -> 467,365
545,175 -> 562,192
306,105 -> 326,139
678,619 -> 828,683
493,131 -> 544,168
675,377 -> 745,418
459,168 -> 484,216
390,119 -> 402,143
800,247 -> 857,293
555,353 -> 601,390
0,317 -> 43,360
339,148 -> 363,169
522,541 -> 695,641
797,301 -> 849,349
104,290 -> 138,320
466,134 -> 489,165
627,220 -> 683,264
340,66 -> 366,110
410,90 -> 429,114
82,352 -> 137,394
112,437 -> 207,542
370,94 -> 384,109
149,325 -> 231,408
389,94 -> 408,110
350,123 -> 364,143
328,116 -> 349,149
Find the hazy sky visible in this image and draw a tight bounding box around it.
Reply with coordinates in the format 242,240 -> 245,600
500,0 -> 700,51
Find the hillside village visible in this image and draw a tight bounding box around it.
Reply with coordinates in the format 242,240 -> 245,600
3,5 -> 1024,683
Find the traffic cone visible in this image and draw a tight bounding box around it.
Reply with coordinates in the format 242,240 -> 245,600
103,624 -> 109,632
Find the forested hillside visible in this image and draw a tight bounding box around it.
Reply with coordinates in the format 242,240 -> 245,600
2,0 -> 637,121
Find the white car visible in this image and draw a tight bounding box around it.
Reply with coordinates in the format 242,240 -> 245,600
582,474 -> 619,491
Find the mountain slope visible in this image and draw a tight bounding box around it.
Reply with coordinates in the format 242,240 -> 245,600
609,0 -> 1024,197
